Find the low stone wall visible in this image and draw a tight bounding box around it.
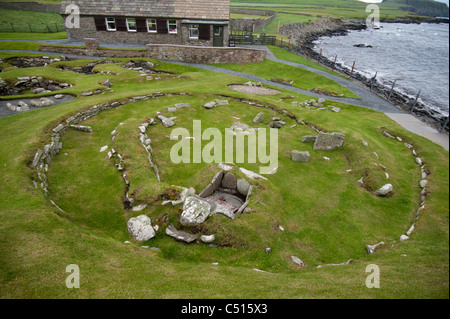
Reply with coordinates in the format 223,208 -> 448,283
38,45 -> 149,58
0,1 -> 60,12
147,44 -> 266,64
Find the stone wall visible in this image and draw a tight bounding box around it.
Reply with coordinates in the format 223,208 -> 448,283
38,41 -> 266,64
38,44 -> 149,58
64,15 -> 228,47
147,44 -> 266,64
0,1 -> 60,12
229,9 -> 276,33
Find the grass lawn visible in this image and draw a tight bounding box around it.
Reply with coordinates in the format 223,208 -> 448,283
0,52 -> 448,298
214,59 -> 360,98
0,8 -> 64,33
0,32 -> 67,40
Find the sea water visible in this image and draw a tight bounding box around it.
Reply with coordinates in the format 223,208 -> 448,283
314,23 -> 449,117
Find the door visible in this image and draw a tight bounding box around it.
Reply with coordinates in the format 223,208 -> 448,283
213,26 -> 224,47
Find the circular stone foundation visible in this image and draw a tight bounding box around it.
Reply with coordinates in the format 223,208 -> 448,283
228,84 -> 281,95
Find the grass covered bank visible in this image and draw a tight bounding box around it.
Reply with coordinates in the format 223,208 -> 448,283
0,46 -> 448,299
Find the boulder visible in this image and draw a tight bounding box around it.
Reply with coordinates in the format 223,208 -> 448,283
237,178 -> 252,196
47,84 -> 62,91
313,132 -> 345,151
291,150 -> 310,162
127,215 -> 156,242
180,196 -> 212,226
200,234 -> 216,244
203,101 -> 216,109
166,224 -> 198,243
374,184 -> 393,197
253,112 -> 264,124
221,172 -> 237,190
419,180 -> 428,188
268,121 -> 286,129
101,79 -> 111,87
30,97 -> 54,107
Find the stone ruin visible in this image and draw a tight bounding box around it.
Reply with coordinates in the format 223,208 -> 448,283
122,60 -> 169,75
58,60 -> 115,75
0,76 -> 72,96
128,171 -> 253,244
7,56 -> 64,69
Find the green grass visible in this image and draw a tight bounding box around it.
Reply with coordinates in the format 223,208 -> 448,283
267,45 -> 347,78
0,32 -> 67,40
0,8 -> 64,33
214,59 -> 360,98
0,51 -> 448,298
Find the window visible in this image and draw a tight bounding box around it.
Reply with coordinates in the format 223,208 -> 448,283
189,24 -> 199,39
126,18 -> 137,32
147,19 -> 157,33
106,17 -> 116,31
168,20 -> 177,34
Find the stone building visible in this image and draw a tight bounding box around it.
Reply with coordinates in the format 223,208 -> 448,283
61,0 -> 230,46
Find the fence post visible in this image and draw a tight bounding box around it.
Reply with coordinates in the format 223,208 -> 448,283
28,24 -> 32,33
350,61 -> 356,79
332,55 -> 337,71
370,72 -> 377,92
440,116 -> 449,134
387,80 -> 397,101
10,23 -> 15,32
410,90 -> 421,114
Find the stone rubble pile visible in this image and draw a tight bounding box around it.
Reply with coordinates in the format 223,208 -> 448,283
0,76 -> 72,96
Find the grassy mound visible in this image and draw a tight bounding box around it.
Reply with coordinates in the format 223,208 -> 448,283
0,52 -> 448,298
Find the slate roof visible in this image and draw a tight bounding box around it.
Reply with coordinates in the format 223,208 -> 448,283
61,0 -> 230,20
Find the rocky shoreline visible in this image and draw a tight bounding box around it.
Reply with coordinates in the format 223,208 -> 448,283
279,18 -> 449,134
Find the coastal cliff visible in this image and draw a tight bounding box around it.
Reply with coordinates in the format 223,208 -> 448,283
382,0 -> 449,17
